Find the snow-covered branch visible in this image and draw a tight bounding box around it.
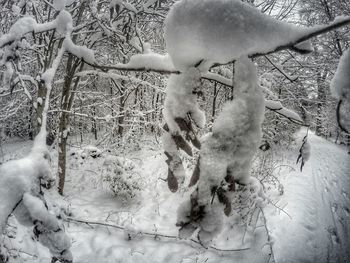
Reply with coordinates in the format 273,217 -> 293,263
265,100 -> 307,126
82,16 -> 350,77
251,16 -> 350,58
0,17 -> 57,49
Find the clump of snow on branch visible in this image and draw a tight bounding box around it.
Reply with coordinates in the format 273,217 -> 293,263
53,0 -> 67,11
122,52 -> 176,72
56,10 -> 73,35
164,68 -> 205,132
0,137 -> 52,231
0,15 -> 56,48
265,100 -> 303,123
165,0 -> 311,70
21,194 -> 72,261
64,36 -> 95,64
331,49 -> 350,100
330,49 -> 350,132
161,67 -> 205,192
176,57 -> 265,243
0,135 -> 73,262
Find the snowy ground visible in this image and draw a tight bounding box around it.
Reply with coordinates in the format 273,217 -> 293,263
0,132 -> 349,263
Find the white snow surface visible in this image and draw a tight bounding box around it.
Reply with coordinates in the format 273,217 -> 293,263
1,132 -> 350,262
165,0 -> 310,70
265,132 -> 350,262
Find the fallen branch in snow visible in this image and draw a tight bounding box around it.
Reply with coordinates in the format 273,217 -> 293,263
267,199 -> 292,220
260,208 -> 276,263
64,217 -> 251,253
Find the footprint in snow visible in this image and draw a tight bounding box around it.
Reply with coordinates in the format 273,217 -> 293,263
327,226 -> 340,245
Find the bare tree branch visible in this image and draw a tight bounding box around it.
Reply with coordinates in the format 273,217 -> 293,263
65,217 -> 251,253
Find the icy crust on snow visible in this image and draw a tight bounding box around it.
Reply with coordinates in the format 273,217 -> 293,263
331,49 -> 350,100
163,67 -> 206,133
165,0 -> 309,70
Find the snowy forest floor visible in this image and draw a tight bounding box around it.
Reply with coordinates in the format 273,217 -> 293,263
1,131 -> 350,263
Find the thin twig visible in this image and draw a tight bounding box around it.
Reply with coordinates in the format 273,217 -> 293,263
265,106 -> 308,127
260,208 -> 276,263
64,217 -> 251,252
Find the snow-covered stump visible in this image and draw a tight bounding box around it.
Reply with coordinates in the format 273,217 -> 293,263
0,134 -> 73,263
162,68 -> 205,192
176,57 -> 265,243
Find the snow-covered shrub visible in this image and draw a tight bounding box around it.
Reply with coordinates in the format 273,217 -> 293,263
101,156 -> 142,200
